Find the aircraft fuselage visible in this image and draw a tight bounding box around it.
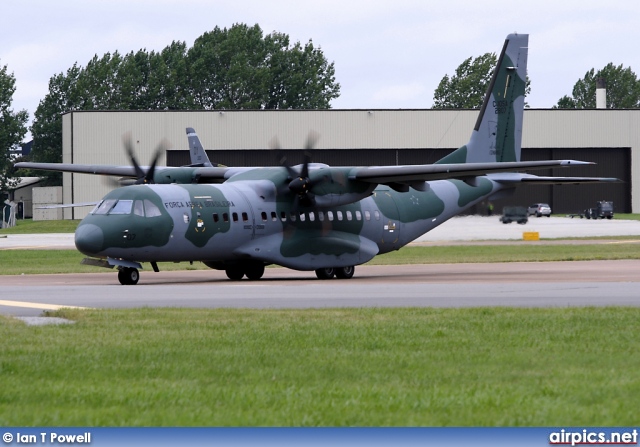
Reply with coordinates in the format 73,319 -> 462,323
74,175 -> 504,271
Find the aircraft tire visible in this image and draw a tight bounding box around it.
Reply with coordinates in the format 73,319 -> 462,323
118,267 -> 139,285
335,266 -> 355,279
315,268 -> 335,280
245,263 -> 265,280
225,267 -> 245,281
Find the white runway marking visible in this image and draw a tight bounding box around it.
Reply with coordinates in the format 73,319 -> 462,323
0,299 -> 89,310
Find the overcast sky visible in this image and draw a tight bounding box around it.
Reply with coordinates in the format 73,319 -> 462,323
3,0 -> 640,140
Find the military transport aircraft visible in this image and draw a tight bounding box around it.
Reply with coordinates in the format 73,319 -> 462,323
16,33 -> 618,285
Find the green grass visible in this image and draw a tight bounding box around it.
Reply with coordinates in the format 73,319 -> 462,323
0,219 -> 81,234
2,243 -> 640,275
1,307 -> 639,426
614,213 -> 640,221
369,243 -> 640,265
0,250 -> 208,275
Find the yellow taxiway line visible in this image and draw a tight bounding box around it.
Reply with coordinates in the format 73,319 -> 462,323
0,300 -> 89,310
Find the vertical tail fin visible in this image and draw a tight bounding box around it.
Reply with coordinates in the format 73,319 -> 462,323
436,33 -> 528,164
186,127 -> 214,167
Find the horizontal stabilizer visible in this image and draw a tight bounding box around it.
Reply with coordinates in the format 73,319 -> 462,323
488,172 -> 621,184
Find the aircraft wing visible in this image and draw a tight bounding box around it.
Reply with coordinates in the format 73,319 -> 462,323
15,162 -> 232,183
15,162 -> 139,178
350,160 -> 597,184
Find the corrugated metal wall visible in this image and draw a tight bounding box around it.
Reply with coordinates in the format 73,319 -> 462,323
64,110 -> 640,219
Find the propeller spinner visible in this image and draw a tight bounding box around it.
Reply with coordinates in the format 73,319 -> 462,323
272,133 -> 326,208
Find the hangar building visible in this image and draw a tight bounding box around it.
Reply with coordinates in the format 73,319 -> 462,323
60,109 -> 636,220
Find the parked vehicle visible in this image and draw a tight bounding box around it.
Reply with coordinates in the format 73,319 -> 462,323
568,201 -> 614,219
500,206 -> 528,224
527,203 -> 552,217
586,201 -> 614,219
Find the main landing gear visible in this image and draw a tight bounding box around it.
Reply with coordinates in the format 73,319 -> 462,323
118,267 -> 140,285
225,263 -> 266,281
315,266 -> 355,280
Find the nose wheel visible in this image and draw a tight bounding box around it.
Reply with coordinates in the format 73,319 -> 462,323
118,267 -> 140,285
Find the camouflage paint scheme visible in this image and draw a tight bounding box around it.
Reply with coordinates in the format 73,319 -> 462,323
17,34 -> 619,284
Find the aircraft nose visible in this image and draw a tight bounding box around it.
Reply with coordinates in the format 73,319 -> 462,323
75,223 -> 104,255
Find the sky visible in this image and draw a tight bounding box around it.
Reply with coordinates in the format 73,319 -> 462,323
3,0 -> 640,141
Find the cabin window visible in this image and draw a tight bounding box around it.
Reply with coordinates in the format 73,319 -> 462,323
261,211 -> 267,221
242,212 -> 249,222
374,210 -> 381,220
93,199 -> 116,215
327,211 -> 334,221
271,212 -> 278,221
346,210 -> 353,221
133,200 -> 144,216
318,211 -> 325,221
364,210 -> 371,221
232,212 -> 238,222
299,212 -> 306,222
144,200 -> 162,217
308,212 -> 316,222
355,210 -> 362,221
290,212 -> 297,222
280,211 -> 287,222
223,213 -> 229,222
336,211 -> 343,221
213,213 -> 219,223
109,200 -> 133,215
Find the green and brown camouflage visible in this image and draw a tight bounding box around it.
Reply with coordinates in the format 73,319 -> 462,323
16,34 -> 620,284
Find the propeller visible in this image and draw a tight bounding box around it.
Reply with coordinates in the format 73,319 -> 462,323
271,132 -> 326,208
122,132 -> 169,185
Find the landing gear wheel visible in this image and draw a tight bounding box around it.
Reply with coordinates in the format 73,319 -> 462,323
225,267 -> 245,281
118,267 -> 139,285
245,263 -> 265,280
315,267 -> 335,280
335,266 -> 355,279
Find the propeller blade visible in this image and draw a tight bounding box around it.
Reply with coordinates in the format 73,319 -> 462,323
122,132 -> 169,185
123,132 -> 146,181
272,131 -> 323,209
142,139 -> 169,184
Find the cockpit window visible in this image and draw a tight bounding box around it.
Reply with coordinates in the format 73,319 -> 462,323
133,200 -> 144,216
92,199 -> 117,215
144,200 -> 162,217
109,200 -> 133,215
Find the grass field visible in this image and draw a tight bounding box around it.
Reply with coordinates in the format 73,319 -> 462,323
2,242 -> 640,275
2,307 -> 639,426
2,217 -> 640,427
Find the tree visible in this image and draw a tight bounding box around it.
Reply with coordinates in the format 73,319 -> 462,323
28,23 -> 341,185
433,53 -> 497,109
0,61 -> 28,191
432,53 -> 531,109
187,24 -> 339,110
555,63 -> 640,109
28,65 -> 83,185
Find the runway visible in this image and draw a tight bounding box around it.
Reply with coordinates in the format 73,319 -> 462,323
2,261 -> 640,317
3,216 -> 640,318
